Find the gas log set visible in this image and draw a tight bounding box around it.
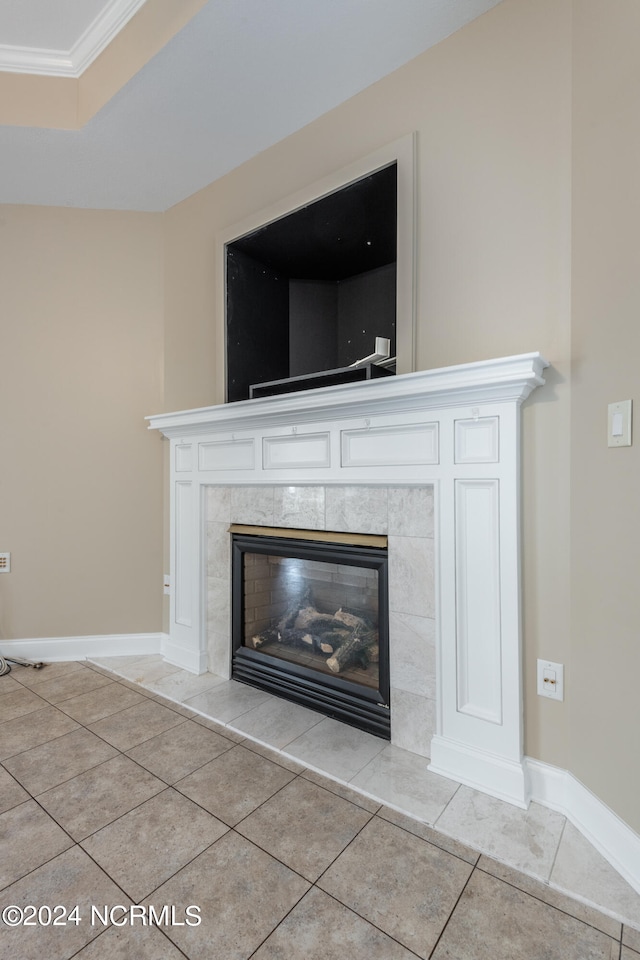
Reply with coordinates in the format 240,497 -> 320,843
248,587 -> 379,676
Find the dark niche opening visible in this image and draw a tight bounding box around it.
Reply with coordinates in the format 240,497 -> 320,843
231,530 -> 390,739
225,163 -> 397,402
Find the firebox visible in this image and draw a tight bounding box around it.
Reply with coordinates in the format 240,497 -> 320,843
230,525 -> 390,738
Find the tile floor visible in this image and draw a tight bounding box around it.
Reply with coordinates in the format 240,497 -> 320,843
1,656 -> 639,959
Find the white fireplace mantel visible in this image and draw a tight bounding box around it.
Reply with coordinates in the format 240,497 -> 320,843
148,352 -> 549,808
148,352 -> 547,438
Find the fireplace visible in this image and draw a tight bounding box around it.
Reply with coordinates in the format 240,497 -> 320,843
230,526 -> 390,737
147,353 -> 548,808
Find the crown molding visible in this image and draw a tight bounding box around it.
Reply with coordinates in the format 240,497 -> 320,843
72,0 -> 148,76
0,44 -> 76,77
0,0 -> 147,78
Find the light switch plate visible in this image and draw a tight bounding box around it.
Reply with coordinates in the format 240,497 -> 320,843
608,400 -> 632,447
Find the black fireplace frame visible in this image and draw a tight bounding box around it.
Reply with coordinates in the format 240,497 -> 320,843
231,532 -> 391,739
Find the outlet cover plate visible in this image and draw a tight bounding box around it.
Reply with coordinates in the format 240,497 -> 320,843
537,659 -> 564,701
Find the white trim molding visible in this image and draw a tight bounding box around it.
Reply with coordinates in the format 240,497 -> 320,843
0,632 -> 164,662
429,736 -> 530,810
0,0 -> 147,78
0,630 -> 202,683
0,44 -> 76,77
527,758 -> 640,897
160,633 -> 207,675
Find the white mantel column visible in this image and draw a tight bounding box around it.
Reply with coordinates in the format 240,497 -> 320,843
429,400 -> 529,806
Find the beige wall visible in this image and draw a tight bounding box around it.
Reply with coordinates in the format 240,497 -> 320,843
0,206 -> 165,639
163,0 -> 574,774
570,0 -> 640,830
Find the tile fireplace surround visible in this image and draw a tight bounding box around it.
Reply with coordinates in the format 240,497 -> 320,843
211,483 -> 432,742
148,353 -> 549,810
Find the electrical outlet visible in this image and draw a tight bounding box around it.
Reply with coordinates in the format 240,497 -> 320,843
0,553 -> 10,573
537,659 -> 564,701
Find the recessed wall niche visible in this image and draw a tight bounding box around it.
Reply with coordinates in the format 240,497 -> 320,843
225,163 -> 398,402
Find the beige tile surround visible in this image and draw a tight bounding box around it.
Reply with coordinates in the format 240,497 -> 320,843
206,484 -> 436,756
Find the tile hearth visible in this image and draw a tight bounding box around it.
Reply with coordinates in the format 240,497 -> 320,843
2,657 -> 640,960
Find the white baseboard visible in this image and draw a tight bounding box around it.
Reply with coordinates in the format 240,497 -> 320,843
160,636 -> 208,675
428,739 -> 640,896
429,734 -> 529,809
526,757 -> 640,896
0,633 -> 165,662
0,631 -> 206,675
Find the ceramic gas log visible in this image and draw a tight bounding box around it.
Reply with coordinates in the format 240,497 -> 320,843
249,595 -> 379,672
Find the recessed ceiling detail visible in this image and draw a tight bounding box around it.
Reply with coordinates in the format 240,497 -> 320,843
0,0 -> 147,77
0,0 -> 503,211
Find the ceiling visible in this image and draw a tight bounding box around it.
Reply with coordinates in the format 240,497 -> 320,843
0,0 -> 503,212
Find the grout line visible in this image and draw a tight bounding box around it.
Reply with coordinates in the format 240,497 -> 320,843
4,743 -> 122,798
31,772 -> 166,844
426,865 -> 476,959
299,767 -> 383,814
374,807 -> 480,867
244,881 -> 312,960
0,706 -> 88,764
474,858 -> 623,942
81,708 -> 236,786
83,711 -> 191,755
308,884 -> 425,959
548,814 -> 568,881
431,779 -> 460,830
312,804 -> 378,887
0,761 -> 31,801
0,800 -> 78,896
122,825 -> 232,906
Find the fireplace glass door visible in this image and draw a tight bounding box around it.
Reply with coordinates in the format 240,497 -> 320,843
231,529 -> 390,738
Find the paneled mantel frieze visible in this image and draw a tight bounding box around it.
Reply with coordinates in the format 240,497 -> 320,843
147,352 -> 549,810
147,352 -> 548,440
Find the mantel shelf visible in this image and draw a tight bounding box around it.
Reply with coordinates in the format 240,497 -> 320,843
147,352 -> 548,439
